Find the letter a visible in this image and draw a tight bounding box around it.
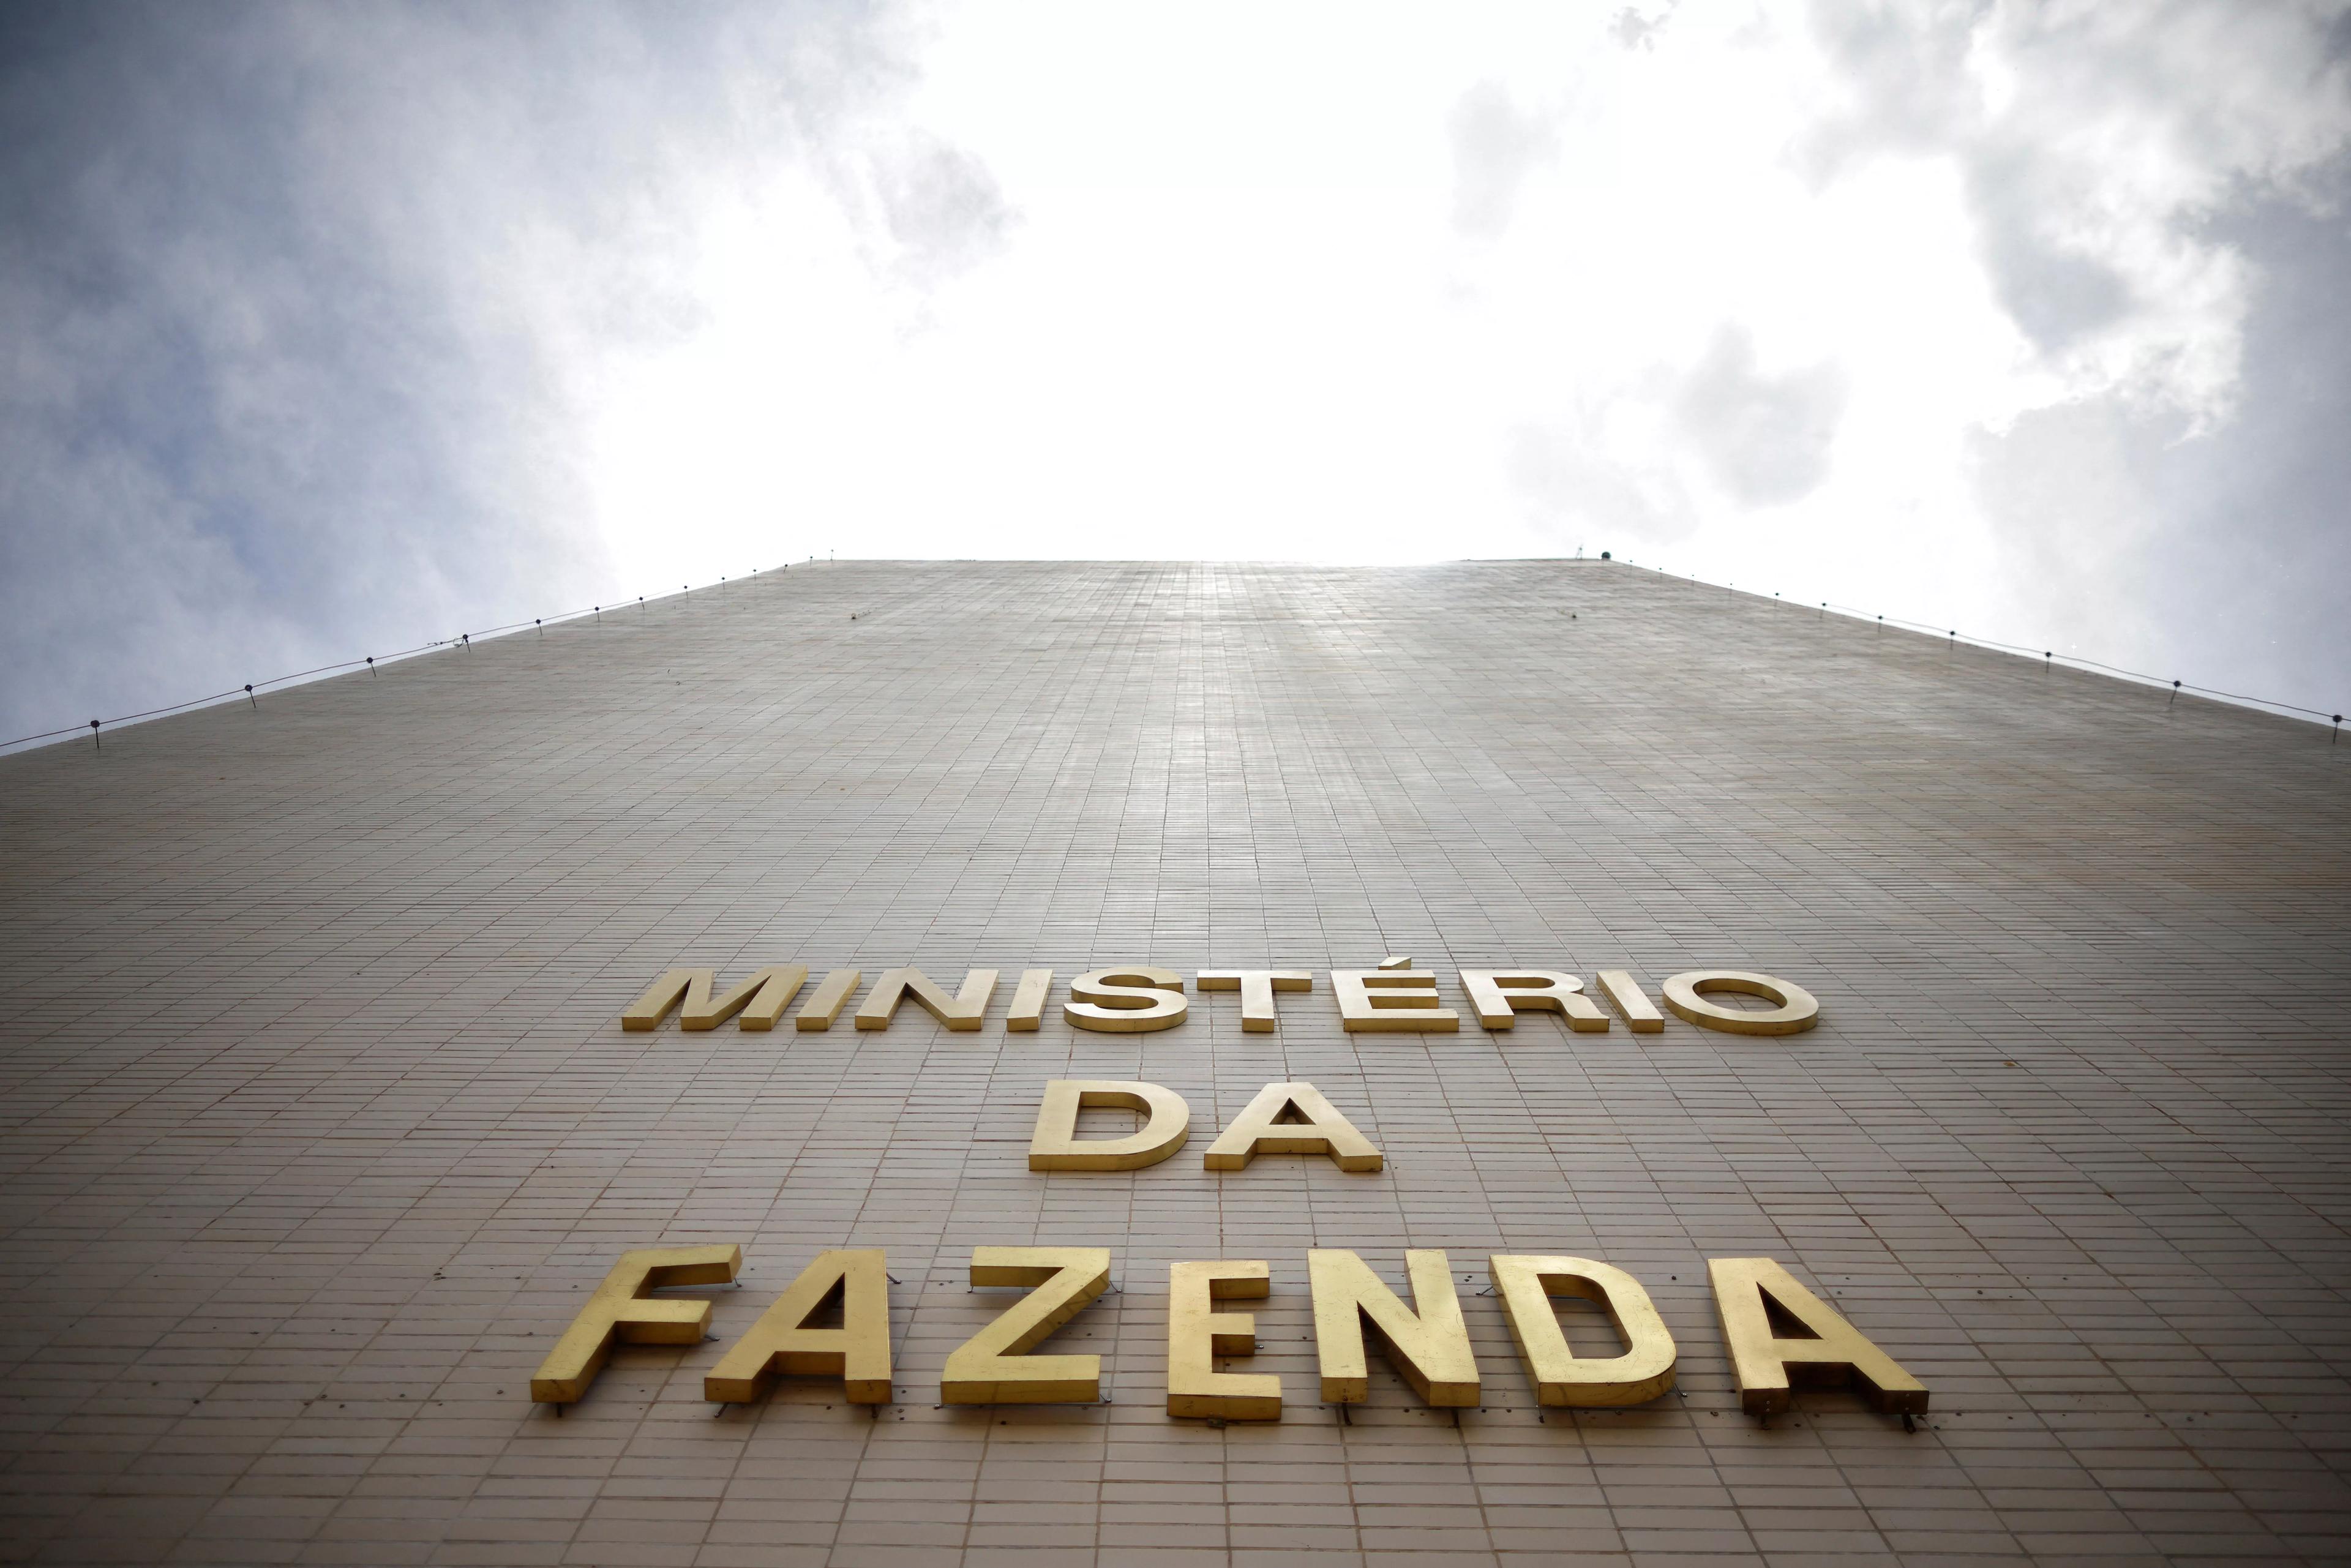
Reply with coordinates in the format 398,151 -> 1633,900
1709,1257 -> 1927,1416
705,1249 -> 893,1405
1204,1081 -> 1382,1172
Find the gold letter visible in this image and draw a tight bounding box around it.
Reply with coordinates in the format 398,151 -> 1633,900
855,967 -> 999,1031
1195,970 -> 1312,1032
1330,968 -> 1458,1032
528,1244 -> 740,1404
1204,1081 -> 1381,1172
941,1247 -> 1112,1403
1490,1255 -> 1675,1406
621,969 -> 699,1032
793,969 -> 863,1031
1005,969 -> 1054,1032
1308,1249 -> 1478,1406
1662,972 -> 1820,1035
1168,1260 -> 1281,1420
1458,970 -> 1609,1032
1063,967 -> 1189,1033
621,967 -> 808,1032
1594,969 -> 1665,1032
1029,1080 -> 1190,1171
705,1248 -> 893,1405
1709,1256 -> 1927,1416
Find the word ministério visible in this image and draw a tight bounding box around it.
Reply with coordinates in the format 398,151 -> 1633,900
622,961 -> 1821,1038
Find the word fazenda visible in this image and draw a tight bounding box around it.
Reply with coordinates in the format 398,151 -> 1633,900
623,961 -> 1822,1036
532,1245 -> 1927,1423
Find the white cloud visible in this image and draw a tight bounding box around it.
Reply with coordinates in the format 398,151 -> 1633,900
4,0 -> 2348,740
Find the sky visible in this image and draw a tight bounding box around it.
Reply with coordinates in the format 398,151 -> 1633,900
3,0 -> 2348,745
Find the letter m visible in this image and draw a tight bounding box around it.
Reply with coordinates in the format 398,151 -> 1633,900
621,966 -> 808,1032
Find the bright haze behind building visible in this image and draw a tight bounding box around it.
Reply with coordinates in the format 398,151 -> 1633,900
2,1 -> 2347,743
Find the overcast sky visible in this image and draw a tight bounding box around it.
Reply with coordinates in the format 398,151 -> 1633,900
4,0 -> 2347,745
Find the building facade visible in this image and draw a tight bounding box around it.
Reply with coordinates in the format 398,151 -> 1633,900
1,560 -> 2345,1565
